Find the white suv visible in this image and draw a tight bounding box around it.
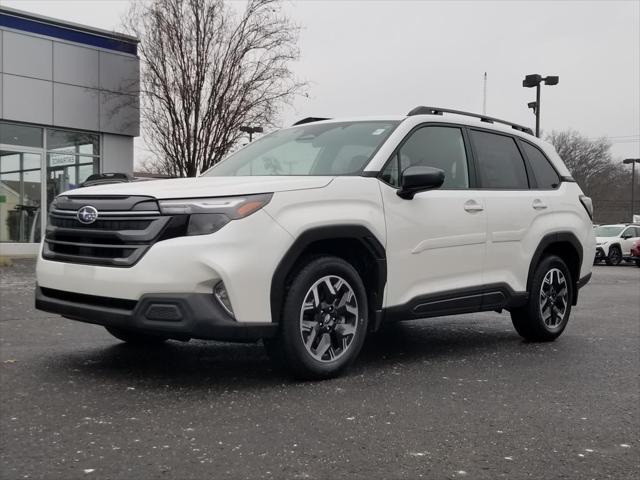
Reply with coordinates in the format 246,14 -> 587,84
594,224 -> 640,265
36,107 -> 596,379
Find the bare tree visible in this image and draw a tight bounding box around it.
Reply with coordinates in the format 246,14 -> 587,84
124,0 -> 303,177
547,130 -> 630,222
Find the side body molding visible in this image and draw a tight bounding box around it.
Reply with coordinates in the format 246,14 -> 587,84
269,225 -> 387,326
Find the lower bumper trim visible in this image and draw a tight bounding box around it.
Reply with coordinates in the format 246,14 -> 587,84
35,286 -> 277,342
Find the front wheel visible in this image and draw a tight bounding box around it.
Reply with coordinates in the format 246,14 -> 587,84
511,255 -> 573,342
605,246 -> 622,266
266,256 -> 369,380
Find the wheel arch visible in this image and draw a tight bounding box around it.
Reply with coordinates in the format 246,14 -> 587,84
527,232 -> 583,305
270,225 -> 387,328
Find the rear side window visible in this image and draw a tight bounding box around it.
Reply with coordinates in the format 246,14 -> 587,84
469,130 -> 529,189
521,141 -> 560,189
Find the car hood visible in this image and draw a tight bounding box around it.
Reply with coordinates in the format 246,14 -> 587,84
595,236 -> 617,243
62,176 -> 334,199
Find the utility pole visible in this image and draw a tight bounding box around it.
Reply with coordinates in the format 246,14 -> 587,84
239,125 -> 263,142
523,74 -> 559,137
482,72 -> 487,115
623,158 -> 640,221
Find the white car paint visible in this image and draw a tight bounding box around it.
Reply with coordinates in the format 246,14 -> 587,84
36,111 -> 595,327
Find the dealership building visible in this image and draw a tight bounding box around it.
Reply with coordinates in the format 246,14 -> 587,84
0,7 -> 139,255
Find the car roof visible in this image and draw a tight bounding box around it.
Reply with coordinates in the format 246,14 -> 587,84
290,112 -> 546,147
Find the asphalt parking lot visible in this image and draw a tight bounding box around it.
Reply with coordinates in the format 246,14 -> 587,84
1,260 -> 638,480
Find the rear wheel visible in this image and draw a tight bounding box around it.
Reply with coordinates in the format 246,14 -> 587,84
636,259 -> 640,268
511,255 -> 573,342
605,246 -> 622,266
105,326 -> 168,345
265,256 -> 368,380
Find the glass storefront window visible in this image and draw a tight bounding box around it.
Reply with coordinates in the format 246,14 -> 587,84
47,129 -> 100,156
0,125 -> 100,244
0,122 -> 43,149
46,154 -> 99,206
0,151 -> 42,243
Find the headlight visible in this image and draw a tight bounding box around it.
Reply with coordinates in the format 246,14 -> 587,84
158,193 -> 272,236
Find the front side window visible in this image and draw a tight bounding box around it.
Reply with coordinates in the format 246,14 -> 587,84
470,130 -> 529,189
204,121 -> 399,177
521,141 -> 560,189
380,126 -> 469,188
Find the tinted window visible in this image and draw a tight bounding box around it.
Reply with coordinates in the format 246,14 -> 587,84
521,141 -> 560,189
381,126 -> 469,189
470,130 -> 529,189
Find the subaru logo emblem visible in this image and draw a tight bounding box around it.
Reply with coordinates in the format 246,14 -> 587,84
77,206 -> 99,224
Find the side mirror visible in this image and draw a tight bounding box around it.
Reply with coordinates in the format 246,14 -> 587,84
622,234 -> 632,239
397,166 -> 445,200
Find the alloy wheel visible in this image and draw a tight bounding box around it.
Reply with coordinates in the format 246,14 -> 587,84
299,275 -> 359,362
539,268 -> 568,329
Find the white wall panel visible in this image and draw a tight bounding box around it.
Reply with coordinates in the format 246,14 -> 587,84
53,42 -> 99,88
53,83 -> 100,131
102,133 -> 134,174
2,73 -> 52,124
99,52 -> 139,94
2,31 -> 52,80
100,91 -> 139,136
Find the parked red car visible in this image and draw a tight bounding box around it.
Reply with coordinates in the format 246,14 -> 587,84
631,239 -> 640,267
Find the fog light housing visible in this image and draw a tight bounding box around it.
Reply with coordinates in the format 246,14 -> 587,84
214,281 -> 234,318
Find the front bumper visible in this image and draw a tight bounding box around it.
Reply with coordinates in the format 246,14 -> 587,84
36,209 -> 293,324
35,286 -> 277,342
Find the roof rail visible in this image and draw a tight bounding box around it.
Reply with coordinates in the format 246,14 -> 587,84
407,106 -> 533,135
292,117 -> 331,126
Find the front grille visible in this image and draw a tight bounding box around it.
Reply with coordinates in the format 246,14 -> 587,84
43,195 -> 188,267
50,217 -> 153,231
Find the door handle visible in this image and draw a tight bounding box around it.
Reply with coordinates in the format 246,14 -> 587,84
464,200 -> 484,213
532,199 -> 548,210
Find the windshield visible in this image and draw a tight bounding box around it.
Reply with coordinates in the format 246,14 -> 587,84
595,226 -> 624,237
203,121 -> 399,177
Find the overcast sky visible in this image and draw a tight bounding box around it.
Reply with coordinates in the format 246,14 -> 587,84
4,0 -> 640,165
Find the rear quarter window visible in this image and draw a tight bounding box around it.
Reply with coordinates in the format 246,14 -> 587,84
521,141 -> 561,189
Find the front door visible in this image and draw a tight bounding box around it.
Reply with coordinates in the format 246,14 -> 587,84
379,125 -> 487,311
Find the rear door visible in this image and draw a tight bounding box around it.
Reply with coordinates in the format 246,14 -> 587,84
470,129 -> 557,293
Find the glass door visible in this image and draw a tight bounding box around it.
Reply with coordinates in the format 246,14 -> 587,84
0,150 -> 43,243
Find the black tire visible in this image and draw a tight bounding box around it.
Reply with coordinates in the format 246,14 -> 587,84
265,256 -> 369,380
605,246 -> 622,266
511,255 -> 573,342
635,259 -> 640,268
105,326 -> 168,345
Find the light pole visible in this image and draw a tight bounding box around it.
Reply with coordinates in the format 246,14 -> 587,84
239,125 -> 263,142
623,158 -> 640,221
523,74 -> 559,137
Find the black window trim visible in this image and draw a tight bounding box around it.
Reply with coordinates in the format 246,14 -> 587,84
516,137 -> 563,190
376,121 -> 478,190
466,126 -> 533,190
